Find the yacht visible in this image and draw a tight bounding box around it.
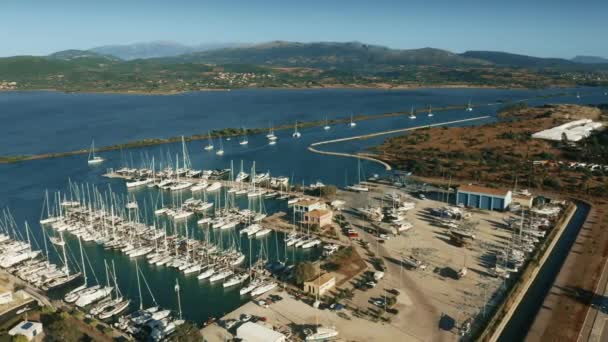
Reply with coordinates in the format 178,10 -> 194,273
408,106 -> 416,119
292,121 -> 301,138
251,282 -> 277,296
204,131 -> 214,150
240,279 -> 262,295
349,114 -> 357,127
305,327 -> 339,341
197,267 -> 215,280
323,117 -> 331,130
466,99 -> 473,112
427,105 -> 434,117
76,286 -> 114,307
239,129 -> 249,145
223,273 -> 249,288
87,139 -> 104,165
255,228 -> 272,238
126,178 -> 152,188
206,181 -> 222,192
216,136 -> 225,155
210,269 -> 233,283
190,182 -> 208,192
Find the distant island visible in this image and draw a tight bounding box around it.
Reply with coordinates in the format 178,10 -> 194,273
1,41 -> 607,93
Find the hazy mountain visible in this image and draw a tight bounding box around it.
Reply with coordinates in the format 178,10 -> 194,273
572,55 -> 608,64
90,41 -> 246,60
159,41 -> 490,68
47,49 -> 120,61
460,51 -> 576,68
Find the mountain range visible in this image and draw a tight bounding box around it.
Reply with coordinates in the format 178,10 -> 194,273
0,40 -> 602,70
571,55 -> 608,64
1,41 -> 606,92
89,41 -> 247,60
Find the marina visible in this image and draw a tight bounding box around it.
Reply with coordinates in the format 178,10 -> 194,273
0,88 -> 606,340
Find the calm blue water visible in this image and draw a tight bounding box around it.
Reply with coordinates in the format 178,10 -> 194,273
1,87 -> 602,156
0,87 -> 606,325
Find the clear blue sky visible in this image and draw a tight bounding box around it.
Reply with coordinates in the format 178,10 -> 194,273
1,0 -> 606,58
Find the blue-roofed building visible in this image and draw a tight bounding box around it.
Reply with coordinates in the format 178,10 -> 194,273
8,320 -> 43,341
456,184 -> 512,211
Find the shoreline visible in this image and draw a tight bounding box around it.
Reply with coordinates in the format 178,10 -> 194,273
0,83 -> 579,97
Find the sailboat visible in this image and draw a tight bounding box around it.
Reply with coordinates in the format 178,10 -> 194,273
204,131 -> 214,151
466,99 -> 473,112
239,128 -> 249,145
43,231 -> 83,291
266,124 -> 278,145
349,114 -> 357,127
87,139 -> 104,164
292,121 -> 301,138
323,117 -> 331,130
97,261 -> 130,320
346,158 -> 369,192
427,105 -> 434,117
216,136 -> 225,155
408,106 -> 416,119
576,92 -> 581,99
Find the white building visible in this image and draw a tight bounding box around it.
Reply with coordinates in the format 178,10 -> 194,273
236,322 -> 286,342
532,119 -> 603,142
8,321 -> 43,341
0,291 -> 13,304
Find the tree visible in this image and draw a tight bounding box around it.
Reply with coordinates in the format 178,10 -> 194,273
561,132 -> 569,146
318,185 -> 337,199
168,322 -> 201,342
11,335 -> 29,342
295,262 -> 318,285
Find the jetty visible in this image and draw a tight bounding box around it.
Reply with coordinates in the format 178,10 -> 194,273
308,116 -> 491,170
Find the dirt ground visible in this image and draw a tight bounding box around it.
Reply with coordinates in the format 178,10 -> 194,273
336,185 -> 514,341
527,199 -> 608,342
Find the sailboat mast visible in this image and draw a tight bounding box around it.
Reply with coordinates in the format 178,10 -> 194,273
175,278 -> 182,320
60,232 -> 69,276
79,236 -> 87,285
136,258 -> 143,310
112,260 -> 118,299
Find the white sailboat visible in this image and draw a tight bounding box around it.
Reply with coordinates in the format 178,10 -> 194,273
292,121 -> 301,138
408,106 -> 416,119
239,128 -> 249,145
204,131 -> 214,151
323,117 -> 331,130
267,124 -> 278,144
216,136 -> 225,155
346,158 -> 369,192
427,105 -> 434,117
466,99 -> 473,112
266,123 -> 276,139
87,139 -> 104,164
305,327 -> 339,341
349,114 -> 357,127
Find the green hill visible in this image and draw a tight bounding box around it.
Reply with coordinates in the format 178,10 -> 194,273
162,41 -> 490,69
0,41 -> 606,92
